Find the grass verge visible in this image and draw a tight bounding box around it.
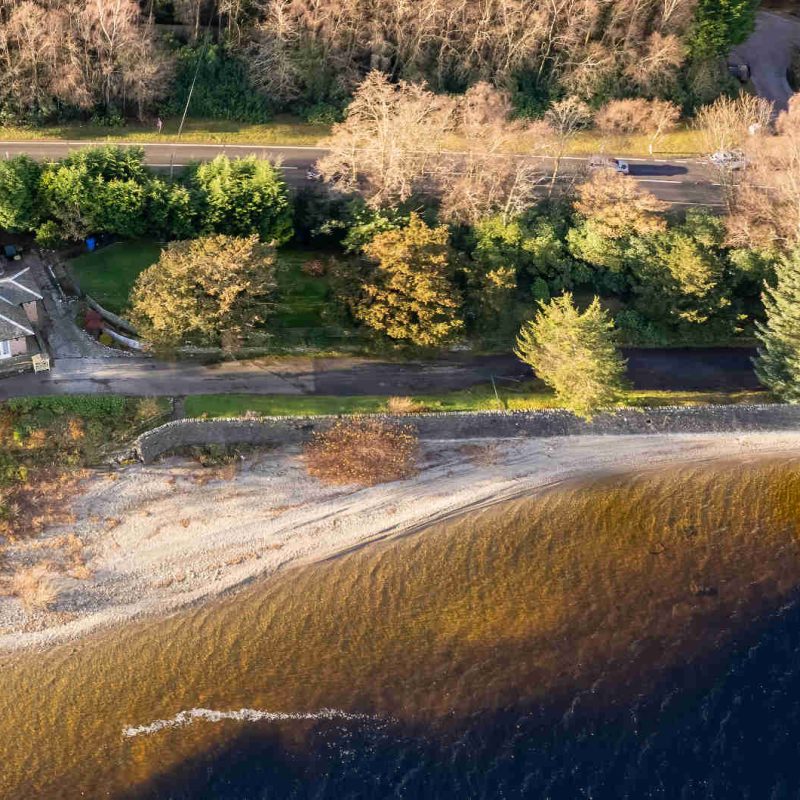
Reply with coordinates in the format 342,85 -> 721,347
0,114 -> 330,146
2,115 -> 707,157
184,387 -> 770,419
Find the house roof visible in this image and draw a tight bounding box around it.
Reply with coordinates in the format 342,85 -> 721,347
0,304 -> 33,340
0,267 -> 43,306
0,267 -> 40,340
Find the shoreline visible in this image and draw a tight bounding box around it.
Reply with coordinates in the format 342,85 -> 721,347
2,431 -> 800,653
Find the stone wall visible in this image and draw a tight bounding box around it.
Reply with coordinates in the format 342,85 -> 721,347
134,405 -> 800,463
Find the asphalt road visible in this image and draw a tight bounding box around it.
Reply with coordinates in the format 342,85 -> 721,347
0,140 -> 725,208
0,349 -> 759,399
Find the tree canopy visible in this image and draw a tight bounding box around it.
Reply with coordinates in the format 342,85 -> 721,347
357,214 -> 464,348
515,294 -> 627,418
129,235 -> 277,349
755,249 -> 800,402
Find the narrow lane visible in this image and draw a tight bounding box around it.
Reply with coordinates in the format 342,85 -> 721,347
0,348 -> 759,400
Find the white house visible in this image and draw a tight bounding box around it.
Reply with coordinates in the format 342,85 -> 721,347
0,266 -> 43,361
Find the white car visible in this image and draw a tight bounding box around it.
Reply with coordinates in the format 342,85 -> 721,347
709,150 -> 748,170
588,156 -> 630,175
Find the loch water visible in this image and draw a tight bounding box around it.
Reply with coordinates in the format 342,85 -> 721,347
3,458 -> 800,798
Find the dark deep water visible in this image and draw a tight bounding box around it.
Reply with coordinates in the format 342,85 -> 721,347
124,595 -> 800,799
4,457 -> 800,799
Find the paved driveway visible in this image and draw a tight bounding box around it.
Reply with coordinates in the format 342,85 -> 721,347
732,10 -> 800,110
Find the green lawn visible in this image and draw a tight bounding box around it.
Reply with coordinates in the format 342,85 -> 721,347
70,240 -> 164,314
68,242 -> 340,328
273,251 -> 333,329
184,387 -> 770,419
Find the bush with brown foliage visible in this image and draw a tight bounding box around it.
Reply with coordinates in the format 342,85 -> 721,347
305,418 -> 419,486
11,565 -> 64,612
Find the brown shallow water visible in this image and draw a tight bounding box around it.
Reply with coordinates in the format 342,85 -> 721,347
2,456 -> 800,798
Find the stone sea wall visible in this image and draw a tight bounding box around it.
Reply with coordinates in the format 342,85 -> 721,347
133,405 -> 800,463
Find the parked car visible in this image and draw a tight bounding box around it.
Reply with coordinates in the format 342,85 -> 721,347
709,150 -> 748,170
587,156 -> 630,175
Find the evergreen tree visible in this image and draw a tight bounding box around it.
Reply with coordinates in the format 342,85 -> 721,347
515,293 -> 626,418
0,156 -> 43,233
691,0 -> 759,58
755,249 -> 800,401
189,155 -> 293,244
358,213 -> 463,347
130,235 -> 276,349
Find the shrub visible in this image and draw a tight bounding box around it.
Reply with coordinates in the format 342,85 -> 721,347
305,418 -> 419,486
135,397 -> 164,422
7,395 -> 127,420
303,103 -> 343,125
790,48 -> 800,93
34,220 -> 63,248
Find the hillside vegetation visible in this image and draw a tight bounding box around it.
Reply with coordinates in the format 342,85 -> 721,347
0,0 -> 759,126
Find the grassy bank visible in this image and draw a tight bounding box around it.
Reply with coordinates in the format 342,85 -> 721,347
184,387 -> 769,419
0,396 -> 170,540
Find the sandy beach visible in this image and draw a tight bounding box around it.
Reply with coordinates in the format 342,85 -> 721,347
2,430 -> 799,652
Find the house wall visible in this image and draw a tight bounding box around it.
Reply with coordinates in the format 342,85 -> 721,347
10,337 -> 27,355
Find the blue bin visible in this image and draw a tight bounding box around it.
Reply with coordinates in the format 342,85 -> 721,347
86,237 -> 97,252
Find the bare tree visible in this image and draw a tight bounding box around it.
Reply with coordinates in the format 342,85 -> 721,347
727,94 -> 800,250
595,98 -> 680,154
246,0 -> 697,108
544,95 -> 592,195
575,169 -> 667,239
439,83 -> 553,224
695,94 -> 774,210
695,94 -> 774,155
0,0 -> 170,120
318,71 -> 456,208
173,0 -> 210,43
